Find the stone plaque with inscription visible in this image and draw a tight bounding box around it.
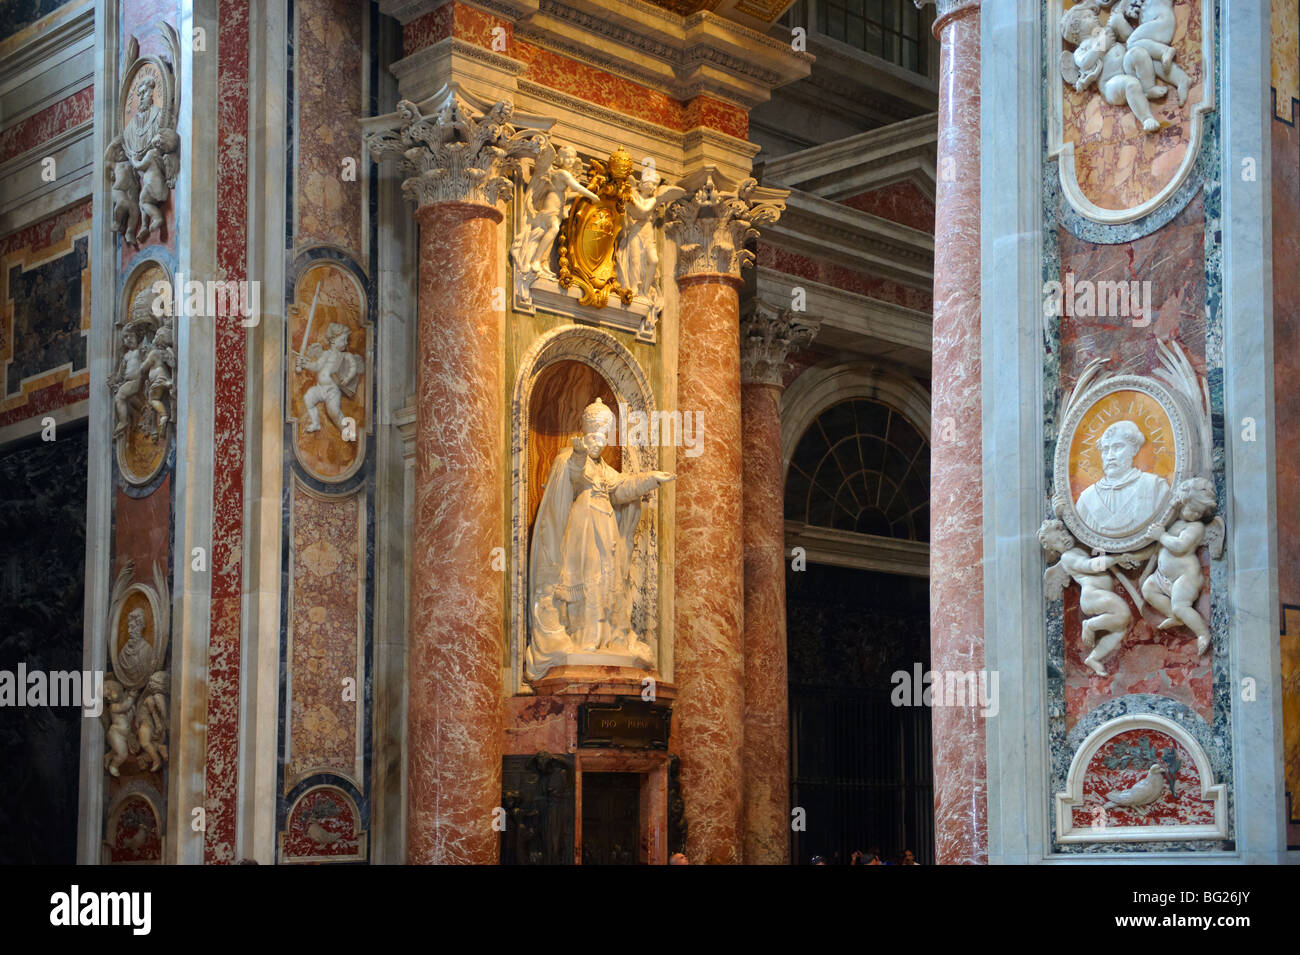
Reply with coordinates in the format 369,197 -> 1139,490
577,700 -> 672,749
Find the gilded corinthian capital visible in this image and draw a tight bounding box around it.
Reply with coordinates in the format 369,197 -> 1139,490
364,83 -> 553,209
665,168 -> 787,282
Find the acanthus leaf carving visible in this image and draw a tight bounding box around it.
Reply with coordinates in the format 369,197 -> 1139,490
665,169 -> 786,281
365,84 -> 551,209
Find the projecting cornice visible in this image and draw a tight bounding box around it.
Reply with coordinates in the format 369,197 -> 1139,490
761,187 -> 934,289
380,0 -> 812,109
759,112 -> 938,202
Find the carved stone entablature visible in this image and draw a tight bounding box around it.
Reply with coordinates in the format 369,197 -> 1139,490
665,167 -> 787,281
1041,340 -> 1224,677
106,26 -> 181,245
364,83 -> 553,209
739,299 -> 817,387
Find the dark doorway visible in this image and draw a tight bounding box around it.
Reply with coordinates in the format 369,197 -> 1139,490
787,565 -> 933,865
581,772 -> 640,865
0,426 -> 88,864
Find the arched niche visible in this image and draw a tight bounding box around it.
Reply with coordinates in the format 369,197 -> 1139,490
509,325 -> 659,694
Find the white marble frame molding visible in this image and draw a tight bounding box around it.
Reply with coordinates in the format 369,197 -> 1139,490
1046,0 -> 1217,225
508,324 -> 661,695
1055,713 -> 1227,844
0,2 -> 95,236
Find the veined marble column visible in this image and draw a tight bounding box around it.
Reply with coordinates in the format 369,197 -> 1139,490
921,0 -> 987,865
739,302 -> 816,865
367,88 -> 546,864
666,172 -> 785,865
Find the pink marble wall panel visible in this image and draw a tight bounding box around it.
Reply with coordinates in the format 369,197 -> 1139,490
409,202 -> 505,865
295,0 -> 363,260
288,484 -> 363,784
740,381 -> 789,865
674,275 -> 745,865
123,0 -> 179,59
1057,194 -> 1206,378
758,245 -> 932,311
928,2 -> 986,866
202,0 -> 250,866
0,86 -> 93,163
841,181 -> 935,232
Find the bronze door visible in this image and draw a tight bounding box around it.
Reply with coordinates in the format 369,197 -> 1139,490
581,772 -> 640,865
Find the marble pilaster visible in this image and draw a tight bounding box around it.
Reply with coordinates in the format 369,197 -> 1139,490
739,301 -> 815,865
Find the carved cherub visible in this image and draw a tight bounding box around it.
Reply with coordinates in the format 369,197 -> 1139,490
1060,1 -> 1162,133
140,319 -> 175,438
1040,518 -> 1142,676
133,671 -> 169,772
511,144 -> 598,282
102,678 -> 137,778
296,322 -> 361,435
131,129 -> 179,242
618,169 -> 685,300
106,139 -> 141,243
109,323 -> 149,440
1140,476 -> 1224,655
1107,0 -> 1191,106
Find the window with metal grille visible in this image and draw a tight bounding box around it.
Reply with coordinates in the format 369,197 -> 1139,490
817,0 -> 931,74
784,397 -> 930,542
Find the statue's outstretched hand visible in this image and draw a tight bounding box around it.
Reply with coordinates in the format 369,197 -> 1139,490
652,471 -> 676,484
572,435 -> 585,453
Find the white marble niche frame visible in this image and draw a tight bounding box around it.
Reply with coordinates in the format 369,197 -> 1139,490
1047,0 -> 1217,225
1055,713 -> 1227,843
509,325 -> 661,695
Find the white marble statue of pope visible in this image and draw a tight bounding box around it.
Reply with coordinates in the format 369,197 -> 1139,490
526,397 -> 674,681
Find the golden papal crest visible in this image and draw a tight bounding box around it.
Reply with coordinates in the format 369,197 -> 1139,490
558,147 -> 636,308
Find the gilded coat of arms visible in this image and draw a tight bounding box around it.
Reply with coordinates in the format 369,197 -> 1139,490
558,147 -> 636,308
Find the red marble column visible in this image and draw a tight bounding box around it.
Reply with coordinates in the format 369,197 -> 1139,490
408,201 -> 504,865
675,274 -> 746,865
668,172 -> 786,865
739,304 -> 815,865
928,0 -> 987,865
368,92 -> 545,864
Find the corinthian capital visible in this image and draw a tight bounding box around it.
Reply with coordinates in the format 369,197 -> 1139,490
739,300 -> 818,387
365,83 -> 553,209
665,168 -> 787,282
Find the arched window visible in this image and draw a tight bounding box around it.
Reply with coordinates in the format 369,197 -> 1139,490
784,397 -> 929,542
